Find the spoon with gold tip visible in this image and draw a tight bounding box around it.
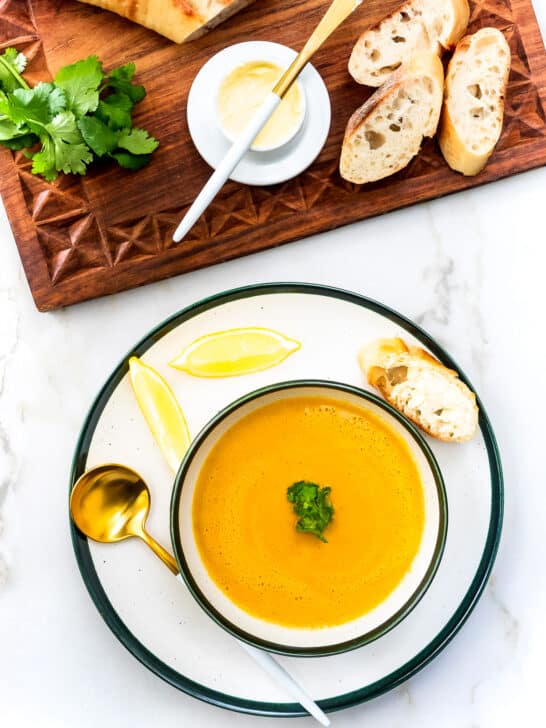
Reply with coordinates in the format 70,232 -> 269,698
70,463 -> 330,727
173,0 -> 363,243
70,463 -> 178,573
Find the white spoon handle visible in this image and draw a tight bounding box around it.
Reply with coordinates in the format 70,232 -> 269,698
173,92 -> 281,243
175,574 -> 329,725
237,640 -> 330,726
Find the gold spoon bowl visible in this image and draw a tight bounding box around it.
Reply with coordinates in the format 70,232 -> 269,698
70,464 -> 178,574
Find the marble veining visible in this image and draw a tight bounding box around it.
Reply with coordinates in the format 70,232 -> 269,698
487,577 -> 519,649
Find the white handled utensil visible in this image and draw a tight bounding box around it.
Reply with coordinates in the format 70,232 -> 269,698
70,464 -> 330,726
177,575 -> 330,726
173,0 -> 363,243
237,637 -> 330,726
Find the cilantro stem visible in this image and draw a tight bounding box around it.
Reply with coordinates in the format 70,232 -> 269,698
0,56 -> 29,90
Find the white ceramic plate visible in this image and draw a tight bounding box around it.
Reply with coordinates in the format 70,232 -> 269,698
70,283 -> 502,717
186,42 -> 331,186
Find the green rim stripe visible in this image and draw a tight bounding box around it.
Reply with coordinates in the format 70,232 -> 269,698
69,282 -> 503,717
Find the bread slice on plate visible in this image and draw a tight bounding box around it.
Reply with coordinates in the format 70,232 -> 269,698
340,53 -> 444,184
349,0 -> 469,87
439,27 -> 511,175
358,337 -> 479,442
77,0 -> 256,44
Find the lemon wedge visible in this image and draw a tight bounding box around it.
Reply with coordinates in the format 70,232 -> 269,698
128,356 -> 190,472
169,327 -> 301,378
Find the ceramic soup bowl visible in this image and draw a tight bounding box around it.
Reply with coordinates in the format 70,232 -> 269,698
171,381 -> 447,657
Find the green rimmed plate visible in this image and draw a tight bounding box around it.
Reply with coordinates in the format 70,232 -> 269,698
70,283 -> 503,718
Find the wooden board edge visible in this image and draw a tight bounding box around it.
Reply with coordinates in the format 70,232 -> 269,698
0,149 -> 53,311
29,135 -> 546,311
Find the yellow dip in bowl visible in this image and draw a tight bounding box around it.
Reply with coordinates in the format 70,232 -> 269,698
217,61 -> 305,151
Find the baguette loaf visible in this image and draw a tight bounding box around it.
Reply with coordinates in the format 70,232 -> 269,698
349,0 -> 469,87
78,0 -> 256,44
340,53 -> 443,184
359,337 -> 479,442
439,27 -> 511,175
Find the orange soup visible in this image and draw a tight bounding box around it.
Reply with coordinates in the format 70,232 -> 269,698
192,396 -> 425,628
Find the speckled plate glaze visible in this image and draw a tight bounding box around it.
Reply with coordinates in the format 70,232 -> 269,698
70,283 -> 503,718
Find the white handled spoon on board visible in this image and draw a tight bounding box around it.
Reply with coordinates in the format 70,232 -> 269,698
172,0 -> 363,243
70,464 -> 330,726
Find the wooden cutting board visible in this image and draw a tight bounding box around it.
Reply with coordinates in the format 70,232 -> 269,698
1,0 -> 545,311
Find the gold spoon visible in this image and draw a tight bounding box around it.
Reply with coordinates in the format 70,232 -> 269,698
172,0 -> 363,243
70,463 -> 178,574
70,463 -> 330,726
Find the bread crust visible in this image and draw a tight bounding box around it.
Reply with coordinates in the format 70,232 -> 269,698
441,0 -> 470,48
439,27 -> 511,175
340,53 -> 444,183
78,0 -> 255,43
359,337 -> 479,442
349,0 -> 469,87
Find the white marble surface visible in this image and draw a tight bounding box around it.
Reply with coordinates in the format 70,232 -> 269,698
2,6 -> 546,724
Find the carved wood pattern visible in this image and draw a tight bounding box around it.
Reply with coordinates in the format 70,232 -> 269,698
0,0 -> 545,310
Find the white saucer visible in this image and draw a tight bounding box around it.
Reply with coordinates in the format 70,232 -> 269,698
186,41 -> 331,186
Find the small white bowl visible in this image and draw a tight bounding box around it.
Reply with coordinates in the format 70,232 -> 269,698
186,41 -> 331,186
171,380 -> 448,657
215,54 -> 307,153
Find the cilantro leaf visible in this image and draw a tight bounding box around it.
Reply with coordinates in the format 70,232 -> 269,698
47,85 -> 67,115
47,111 -> 93,174
8,84 -> 54,129
4,48 -> 27,74
0,49 -> 157,180
117,127 -> 158,155
0,116 -> 21,140
0,115 -> 37,149
31,111 -> 93,180
0,89 -> 8,117
77,115 -> 119,157
0,48 -> 29,93
104,63 -> 145,104
0,133 -> 38,150
110,150 -> 152,170
7,83 -> 66,132
95,92 -> 133,130
54,55 -> 104,118
30,137 -> 56,180
287,481 -> 334,542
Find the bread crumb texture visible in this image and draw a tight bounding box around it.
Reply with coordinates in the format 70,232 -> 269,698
359,337 -> 479,442
349,0 -> 469,86
340,54 -> 443,183
439,27 -> 511,174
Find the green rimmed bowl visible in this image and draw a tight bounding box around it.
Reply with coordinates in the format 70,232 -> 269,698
171,380 -> 448,658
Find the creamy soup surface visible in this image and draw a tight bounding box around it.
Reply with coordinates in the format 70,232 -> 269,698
192,396 -> 425,628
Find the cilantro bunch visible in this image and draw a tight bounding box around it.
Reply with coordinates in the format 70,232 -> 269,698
0,49 -> 158,181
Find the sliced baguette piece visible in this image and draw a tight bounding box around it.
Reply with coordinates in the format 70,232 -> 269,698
77,0 -> 256,44
358,337 -> 479,442
439,27 -> 511,175
349,0 -> 469,87
340,53 -> 444,184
